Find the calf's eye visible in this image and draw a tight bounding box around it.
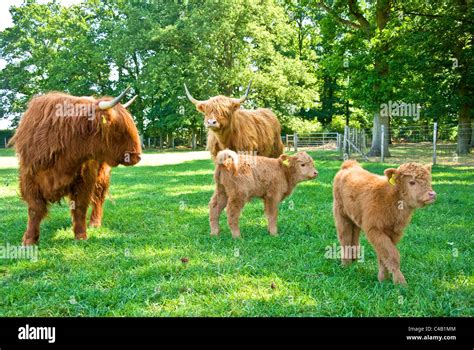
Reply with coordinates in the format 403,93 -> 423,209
409,180 -> 416,185
301,164 -> 306,167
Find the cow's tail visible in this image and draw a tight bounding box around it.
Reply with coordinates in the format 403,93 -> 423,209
215,149 -> 239,175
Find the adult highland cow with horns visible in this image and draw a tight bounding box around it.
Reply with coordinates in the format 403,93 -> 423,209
10,87 -> 141,245
184,82 -> 284,158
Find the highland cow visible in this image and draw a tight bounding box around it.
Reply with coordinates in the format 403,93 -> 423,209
9,88 -> 141,245
209,149 -> 318,238
333,160 -> 437,285
184,82 -> 284,158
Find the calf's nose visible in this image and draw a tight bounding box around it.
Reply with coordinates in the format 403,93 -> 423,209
428,191 -> 436,199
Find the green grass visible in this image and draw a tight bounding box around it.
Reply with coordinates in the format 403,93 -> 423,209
0,151 -> 472,316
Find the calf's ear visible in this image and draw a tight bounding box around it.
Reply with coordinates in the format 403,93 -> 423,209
279,154 -> 292,167
425,164 -> 433,172
384,168 -> 400,185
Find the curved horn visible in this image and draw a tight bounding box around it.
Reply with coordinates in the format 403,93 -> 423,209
237,80 -> 252,103
122,95 -> 138,109
98,86 -> 132,110
184,83 -> 204,105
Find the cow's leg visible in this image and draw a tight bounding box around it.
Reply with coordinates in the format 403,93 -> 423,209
89,163 -> 111,227
209,187 -> 228,236
226,197 -> 245,239
70,163 -> 98,240
367,231 -> 406,285
334,207 -> 357,265
263,197 -> 279,236
22,198 -> 48,246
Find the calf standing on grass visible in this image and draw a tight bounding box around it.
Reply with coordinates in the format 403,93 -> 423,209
333,160 -> 437,285
209,150 -> 318,238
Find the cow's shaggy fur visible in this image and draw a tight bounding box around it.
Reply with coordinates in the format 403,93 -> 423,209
209,149 -> 318,238
193,95 -> 284,158
332,160 -> 436,285
10,92 -> 142,245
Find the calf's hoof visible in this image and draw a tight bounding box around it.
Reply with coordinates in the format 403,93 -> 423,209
75,233 -> 88,241
231,233 -> 242,239
341,259 -> 353,266
210,230 -> 220,237
378,270 -> 389,282
393,272 -> 407,286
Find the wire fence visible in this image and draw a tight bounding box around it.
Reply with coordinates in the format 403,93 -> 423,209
285,123 -> 474,166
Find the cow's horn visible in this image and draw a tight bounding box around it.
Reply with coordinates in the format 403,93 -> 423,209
122,95 -> 138,109
184,83 -> 203,105
98,87 -> 131,110
237,80 -> 252,103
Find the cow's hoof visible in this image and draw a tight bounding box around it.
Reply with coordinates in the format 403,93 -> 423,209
341,259 -> 353,266
89,221 -> 101,228
75,233 -> 88,241
22,238 -> 38,246
210,231 -> 220,237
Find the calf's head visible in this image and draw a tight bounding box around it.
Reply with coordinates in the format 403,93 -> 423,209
184,82 -> 251,132
384,162 -> 436,208
95,88 -> 142,167
280,152 -> 318,182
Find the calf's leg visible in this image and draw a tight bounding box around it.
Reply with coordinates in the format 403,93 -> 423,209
226,197 -> 245,239
263,197 -> 279,236
334,208 -> 359,265
367,231 -> 406,285
209,188 -> 228,236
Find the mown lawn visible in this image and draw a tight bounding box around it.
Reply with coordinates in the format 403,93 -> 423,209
0,151 -> 472,316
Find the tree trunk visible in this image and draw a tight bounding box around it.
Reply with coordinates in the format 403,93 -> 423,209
367,112 -> 391,157
457,104 -> 471,154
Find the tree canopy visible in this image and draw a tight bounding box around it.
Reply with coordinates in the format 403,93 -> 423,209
0,0 -> 472,152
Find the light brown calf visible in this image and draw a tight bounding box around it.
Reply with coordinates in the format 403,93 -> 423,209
210,149 -> 318,238
333,160 -> 436,285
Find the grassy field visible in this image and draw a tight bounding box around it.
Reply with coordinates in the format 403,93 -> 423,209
0,150 -> 472,316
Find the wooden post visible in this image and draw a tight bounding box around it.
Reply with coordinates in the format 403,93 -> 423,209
381,125 -> 385,163
4,138 -> 6,148
293,132 -> 298,152
286,134 -> 289,151
433,122 -> 437,165
148,138 -> 151,149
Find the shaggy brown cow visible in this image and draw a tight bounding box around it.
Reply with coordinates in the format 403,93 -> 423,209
210,149 -> 318,238
333,160 -> 436,285
9,88 -> 142,245
184,82 -> 284,158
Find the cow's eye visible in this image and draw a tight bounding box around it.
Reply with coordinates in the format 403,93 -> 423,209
301,163 -> 306,167
409,180 -> 416,185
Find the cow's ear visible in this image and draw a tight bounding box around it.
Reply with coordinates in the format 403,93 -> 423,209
425,164 -> 433,172
231,101 -> 241,111
196,103 -> 206,113
384,168 -> 400,185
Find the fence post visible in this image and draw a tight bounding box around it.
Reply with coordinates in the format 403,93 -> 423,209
286,134 -> 289,151
433,122 -> 437,165
381,125 -> 385,163
4,138 -> 7,148
293,132 -> 298,152
147,138 -> 151,148
343,126 -> 348,156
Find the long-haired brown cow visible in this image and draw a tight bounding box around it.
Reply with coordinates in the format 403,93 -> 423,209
9,88 -> 142,245
184,82 -> 284,158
